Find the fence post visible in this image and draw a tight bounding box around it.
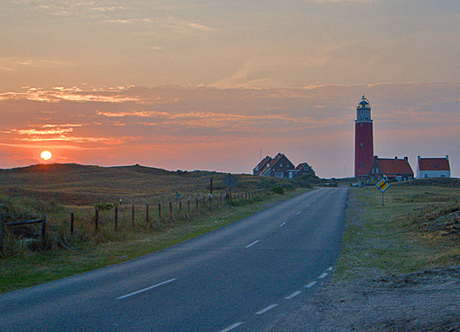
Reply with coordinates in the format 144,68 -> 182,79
179,201 -> 182,212
132,204 -> 135,227
146,204 -> 149,223
114,205 -> 118,231
41,215 -> 46,246
196,198 -> 198,210
158,203 -> 161,218
169,202 -> 173,216
95,207 -> 99,232
188,200 -> 190,213
70,212 -> 74,235
0,213 -> 5,251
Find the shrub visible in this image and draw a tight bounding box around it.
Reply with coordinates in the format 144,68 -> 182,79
271,186 -> 284,195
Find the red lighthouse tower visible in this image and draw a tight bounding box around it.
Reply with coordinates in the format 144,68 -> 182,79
354,95 -> 374,178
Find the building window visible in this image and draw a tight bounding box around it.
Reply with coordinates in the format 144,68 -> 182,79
360,143 -> 363,146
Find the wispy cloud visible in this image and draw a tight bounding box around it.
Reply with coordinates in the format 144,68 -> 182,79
0,83 -> 459,177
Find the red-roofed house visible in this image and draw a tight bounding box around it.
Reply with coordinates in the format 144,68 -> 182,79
417,156 -> 450,179
369,156 -> 414,182
253,153 -> 315,178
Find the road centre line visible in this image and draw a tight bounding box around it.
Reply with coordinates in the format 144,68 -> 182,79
219,322 -> 244,332
285,291 -> 302,300
255,304 -> 278,315
245,240 -> 260,248
296,211 -> 301,215
318,272 -> 328,279
327,266 -> 333,271
116,278 -> 177,300
304,281 -> 317,288
279,222 -> 287,227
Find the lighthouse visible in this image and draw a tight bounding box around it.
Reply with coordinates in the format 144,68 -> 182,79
354,95 -> 374,178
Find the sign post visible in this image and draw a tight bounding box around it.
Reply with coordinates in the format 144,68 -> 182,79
222,173 -> 238,200
376,179 -> 390,206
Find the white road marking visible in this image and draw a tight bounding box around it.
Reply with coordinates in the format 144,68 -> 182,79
318,272 -> 328,279
285,291 -> 302,299
279,222 -> 287,227
219,322 -> 244,332
256,304 -> 278,315
304,281 -> 317,288
307,204 -> 310,207
296,211 -> 301,215
245,240 -> 260,248
116,278 -> 177,300
327,266 -> 333,271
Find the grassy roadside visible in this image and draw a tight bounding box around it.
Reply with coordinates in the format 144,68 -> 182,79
0,189 -> 307,294
335,182 -> 460,281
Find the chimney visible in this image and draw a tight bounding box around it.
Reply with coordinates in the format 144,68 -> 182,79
446,155 -> 449,161
418,155 -> 421,161
395,156 -> 398,160
404,156 -> 408,161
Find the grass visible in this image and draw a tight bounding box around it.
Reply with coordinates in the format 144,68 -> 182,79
335,179 -> 460,281
0,163 -> 316,293
0,189 -> 305,293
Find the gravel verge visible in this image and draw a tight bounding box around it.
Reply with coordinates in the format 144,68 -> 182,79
269,266 -> 460,331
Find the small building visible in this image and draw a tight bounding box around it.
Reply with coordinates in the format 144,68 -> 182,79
417,156 -> 450,179
253,153 -> 315,179
369,156 -> 414,182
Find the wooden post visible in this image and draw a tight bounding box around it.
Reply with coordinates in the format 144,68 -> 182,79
179,201 -> 182,212
70,212 -> 74,235
158,203 -> 162,218
114,205 -> 118,231
169,202 -> 173,216
95,207 -> 99,232
132,204 -> 135,227
146,204 -> 149,223
196,198 -> 198,210
41,215 -> 46,244
188,200 -> 190,213
0,213 -> 5,251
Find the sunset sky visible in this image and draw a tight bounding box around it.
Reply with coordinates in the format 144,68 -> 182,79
1,0 -> 459,178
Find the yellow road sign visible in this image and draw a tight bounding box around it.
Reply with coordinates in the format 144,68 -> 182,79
376,179 -> 390,193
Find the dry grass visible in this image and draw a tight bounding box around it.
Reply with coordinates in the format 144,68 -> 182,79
0,163 -> 315,293
336,180 -> 460,281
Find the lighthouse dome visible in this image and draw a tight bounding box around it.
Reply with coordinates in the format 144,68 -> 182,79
357,95 -> 371,110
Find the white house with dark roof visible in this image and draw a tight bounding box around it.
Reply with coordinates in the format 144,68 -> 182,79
417,156 -> 450,179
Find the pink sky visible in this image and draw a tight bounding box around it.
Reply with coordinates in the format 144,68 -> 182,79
1,1 -> 459,178
0,83 -> 458,178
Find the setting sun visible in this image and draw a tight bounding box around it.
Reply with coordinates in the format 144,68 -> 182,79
40,150 -> 52,161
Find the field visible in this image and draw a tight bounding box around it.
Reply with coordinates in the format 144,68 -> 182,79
2,163 -> 459,302
0,163 -> 317,293
336,178 -> 460,280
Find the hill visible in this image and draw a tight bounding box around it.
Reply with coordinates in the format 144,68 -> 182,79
0,163 -> 307,206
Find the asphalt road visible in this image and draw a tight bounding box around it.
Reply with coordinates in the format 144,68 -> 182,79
0,187 -> 348,332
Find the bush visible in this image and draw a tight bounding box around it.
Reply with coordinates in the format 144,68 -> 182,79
271,186 -> 284,195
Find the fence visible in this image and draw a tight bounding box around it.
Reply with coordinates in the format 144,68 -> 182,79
0,213 -> 46,250
71,190 -> 267,233
0,189 -> 267,252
